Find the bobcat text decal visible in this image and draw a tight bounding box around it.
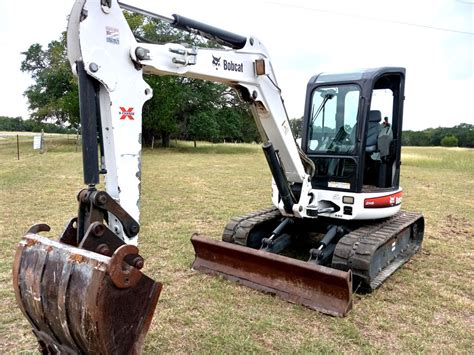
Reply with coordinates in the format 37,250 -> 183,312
212,55 -> 243,72
223,60 -> 243,72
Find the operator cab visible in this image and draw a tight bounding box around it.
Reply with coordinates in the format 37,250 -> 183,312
301,67 -> 405,194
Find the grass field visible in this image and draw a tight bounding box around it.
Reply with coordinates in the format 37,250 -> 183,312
0,135 -> 473,353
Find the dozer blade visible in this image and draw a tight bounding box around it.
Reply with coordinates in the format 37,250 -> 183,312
13,231 -> 161,354
191,234 -> 352,317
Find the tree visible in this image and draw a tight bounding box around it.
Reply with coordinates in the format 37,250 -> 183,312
188,111 -> 219,146
450,123 -> 474,147
290,117 -> 303,138
0,116 -> 24,131
402,124 -> 473,147
440,135 -> 458,147
217,107 -> 242,142
0,116 -> 76,133
142,75 -> 186,147
21,33 -> 80,127
402,130 -> 431,146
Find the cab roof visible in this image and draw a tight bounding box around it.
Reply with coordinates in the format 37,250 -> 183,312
309,67 -> 405,85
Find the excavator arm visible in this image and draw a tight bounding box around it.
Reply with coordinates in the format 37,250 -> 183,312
68,0 -> 316,227
67,0 -> 153,244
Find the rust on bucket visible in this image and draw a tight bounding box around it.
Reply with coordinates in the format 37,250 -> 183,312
13,232 -> 161,354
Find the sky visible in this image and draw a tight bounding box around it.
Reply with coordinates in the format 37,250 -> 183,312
0,0 -> 472,131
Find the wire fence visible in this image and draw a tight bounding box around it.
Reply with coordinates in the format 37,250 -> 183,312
0,132 -> 82,160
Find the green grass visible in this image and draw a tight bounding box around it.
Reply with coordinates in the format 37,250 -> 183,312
401,146 -> 474,172
0,138 -> 473,353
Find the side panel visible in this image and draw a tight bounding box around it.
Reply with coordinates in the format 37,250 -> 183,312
315,188 -> 403,220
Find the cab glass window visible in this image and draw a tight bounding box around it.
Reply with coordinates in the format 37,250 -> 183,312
307,84 -> 360,154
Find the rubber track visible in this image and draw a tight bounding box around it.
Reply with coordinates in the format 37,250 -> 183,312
222,207 -> 281,245
332,210 -> 423,291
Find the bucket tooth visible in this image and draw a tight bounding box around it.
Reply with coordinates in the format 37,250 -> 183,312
13,232 -> 162,354
191,234 -> 352,317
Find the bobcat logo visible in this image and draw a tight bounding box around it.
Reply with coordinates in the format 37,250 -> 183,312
212,55 -> 221,69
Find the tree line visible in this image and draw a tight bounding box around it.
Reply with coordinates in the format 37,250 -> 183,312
5,112 -> 470,148
289,118 -> 473,147
0,116 -> 75,134
402,123 -> 474,147
19,12 -> 259,147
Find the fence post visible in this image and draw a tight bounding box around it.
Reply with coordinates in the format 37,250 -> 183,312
17,135 -> 20,160
40,129 -> 45,154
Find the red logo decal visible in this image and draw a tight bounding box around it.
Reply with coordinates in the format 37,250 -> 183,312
364,191 -> 403,208
119,107 -> 135,120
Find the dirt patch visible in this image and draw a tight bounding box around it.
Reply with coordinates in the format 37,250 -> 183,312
434,214 -> 472,241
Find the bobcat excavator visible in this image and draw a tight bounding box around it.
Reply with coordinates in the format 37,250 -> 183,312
13,0 -> 424,353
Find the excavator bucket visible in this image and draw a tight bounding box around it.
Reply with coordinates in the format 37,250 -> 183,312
191,234 -> 352,317
13,226 -> 161,354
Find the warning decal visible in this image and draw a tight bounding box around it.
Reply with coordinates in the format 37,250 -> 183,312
106,26 -> 120,44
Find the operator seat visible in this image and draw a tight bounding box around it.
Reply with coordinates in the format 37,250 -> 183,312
366,110 -> 382,153
377,124 -> 393,159
376,123 -> 394,187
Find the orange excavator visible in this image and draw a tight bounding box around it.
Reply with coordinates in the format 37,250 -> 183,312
13,0 -> 424,353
